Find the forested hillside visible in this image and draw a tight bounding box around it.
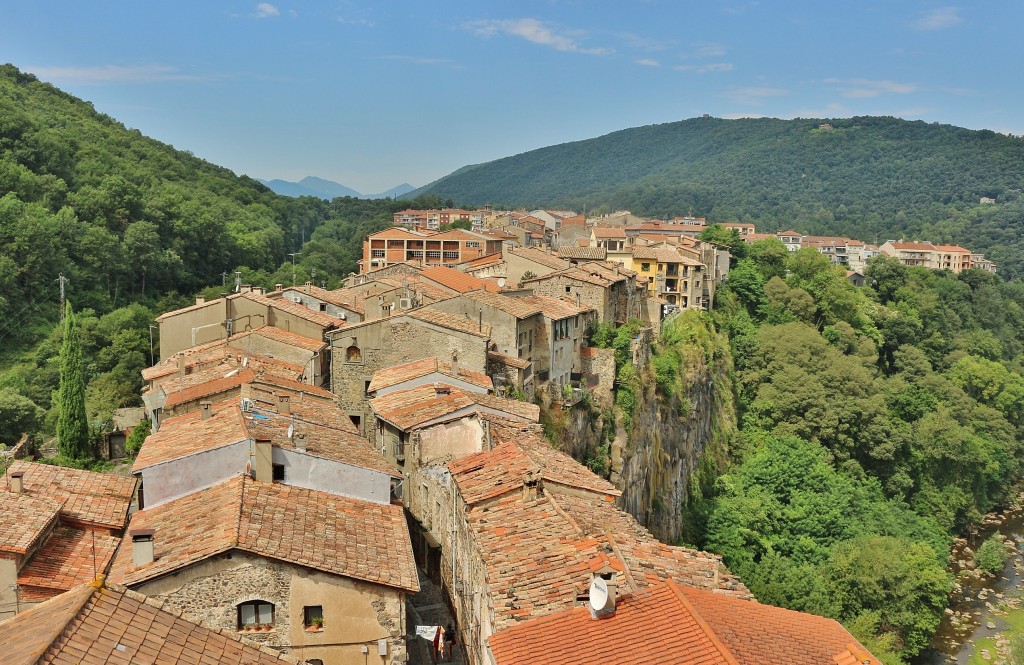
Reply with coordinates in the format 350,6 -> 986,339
682,241 -> 1024,661
0,64 -> 405,447
411,116 -> 1024,277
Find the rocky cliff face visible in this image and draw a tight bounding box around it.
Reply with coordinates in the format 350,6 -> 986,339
555,313 -> 735,544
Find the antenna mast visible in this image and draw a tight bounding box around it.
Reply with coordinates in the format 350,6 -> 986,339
58,273 -> 68,318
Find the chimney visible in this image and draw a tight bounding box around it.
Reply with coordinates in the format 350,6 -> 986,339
275,283 -> 284,292
305,281 -> 313,294
295,432 -> 307,453
278,393 -> 291,415
253,437 -> 273,482
131,528 -> 156,567
196,295 -> 205,305
177,354 -> 186,379
10,471 -> 24,495
522,472 -> 541,502
450,350 -> 459,377
199,400 -> 213,420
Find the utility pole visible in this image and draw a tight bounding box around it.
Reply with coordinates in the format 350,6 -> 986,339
288,253 -> 300,286
222,271 -> 228,287
234,271 -> 242,293
148,324 -> 157,366
58,274 -> 68,319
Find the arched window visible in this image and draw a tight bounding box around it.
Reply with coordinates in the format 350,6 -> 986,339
306,660 -> 324,665
346,345 -> 361,363
237,600 -> 274,629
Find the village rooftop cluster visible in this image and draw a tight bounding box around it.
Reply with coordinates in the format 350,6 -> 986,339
0,205 -> 993,664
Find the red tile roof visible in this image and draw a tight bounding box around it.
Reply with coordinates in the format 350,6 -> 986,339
490,579 -> 879,665
460,289 -> 542,319
132,404 -> 249,472
242,292 -> 345,328
592,226 -> 627,238
556,246 -> 607,261
510,294 -> 591,320
370,383 -> 539,431
887,241 -> 935,251
421,266 -> 502,293
162,367 -> 255,408
230,324 -> 328,352
507,247 -> 573,272
17,526 -> 121,602
0,579 -> 295,665
6,461 -> 136,531
109,475 -> 419,592
368,356 -> 493,394
490,580 -> 737,665
0,491 -> 60,556
406,306 -> 494,338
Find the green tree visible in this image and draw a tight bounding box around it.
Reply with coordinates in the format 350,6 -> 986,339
974,533 -> 1009,574
0,389 -> 42,444
56,301 -> 90,459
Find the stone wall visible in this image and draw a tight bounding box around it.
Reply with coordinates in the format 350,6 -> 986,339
136,551 -> 409,665
579,347 -> 615,410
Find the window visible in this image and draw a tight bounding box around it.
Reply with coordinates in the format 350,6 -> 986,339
304,605 -> 324,630
371,249 -> 386,258
272,464 -> 285,481
641,263 -> 650,271
349,414 -> 362,429
346,345 -> 362,363
466,241 -> 480,248
443,251 -> 460,259
318,303 -> 327,312
237,600 -> 274,629
426,250 -> 442,259
306,660 -> 324,665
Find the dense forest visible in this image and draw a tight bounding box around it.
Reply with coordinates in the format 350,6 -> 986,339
671,238 -> 1024,662
410,115 -> 1024,278
0,64 -> 415,448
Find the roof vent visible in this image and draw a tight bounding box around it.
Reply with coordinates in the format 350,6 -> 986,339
131,528 -> 156,567
9,471 -> 24,495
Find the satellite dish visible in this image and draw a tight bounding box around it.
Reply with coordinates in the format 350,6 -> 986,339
287,424 -> 295,439
589,577 -> 609,612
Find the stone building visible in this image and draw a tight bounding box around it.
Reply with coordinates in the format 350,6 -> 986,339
327,307 -> 492,436
520,261 -> 642,325
108,474 -> 418,665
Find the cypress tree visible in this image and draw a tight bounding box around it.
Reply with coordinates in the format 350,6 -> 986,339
56,301 -> 90,459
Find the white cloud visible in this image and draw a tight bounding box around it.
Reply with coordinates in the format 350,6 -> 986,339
674,62 -> 734,74
825,78 -> 917,98
914,7 -> 961,30
462,18 -> 613,55
26,64 -> 208,84
694,43 -> 727,58
723,86 -> 787,105
254,3 -> 280,19
635,58 -> 660,67
337,16 -> 374,27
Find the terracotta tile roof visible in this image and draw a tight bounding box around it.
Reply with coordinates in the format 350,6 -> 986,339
510,294 -> 591,320
888,241 -> 935,251
368,226 -> 433,239
678,584 -> 881,665
487,350 -> 532,370
448,433 -> 746,632
230,324 -> 328,352
632,246 -> 705,266
490,581 -> 738,665
368,357 -> 493,394
162,367 -> 256,408
108,475 -> 419,592
460,289 -> 542,319
421,266 -> 502,293
17,527 -> 121,602
556,246 -> 607,260
592,226 -> 627,238
376,274 -> 458,302
132,404 -> 249,472
0,579 -> 295,665
370,384 -> 539,431
142,339 -> 232,381
463,252 -> 504,268
934,244 -> 972,253
0,491 -> 60,555
242,292 -> 345,328
406,306 -> 493,338
154,293 -> 242,323
508,247 -> 572,272
6,461 -> 136,531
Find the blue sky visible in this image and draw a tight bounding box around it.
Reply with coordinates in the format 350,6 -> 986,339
2,2 -> 1022,194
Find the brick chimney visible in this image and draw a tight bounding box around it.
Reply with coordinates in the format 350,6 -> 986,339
131,528 -> 156,567
199,400 -> 213,420
9,471 -> 24,495
253,437 -> 273,482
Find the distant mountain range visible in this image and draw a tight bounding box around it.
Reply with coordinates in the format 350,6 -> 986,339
256,176 -> 415,200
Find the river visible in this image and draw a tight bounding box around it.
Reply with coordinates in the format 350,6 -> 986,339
915,505 -> 1024,664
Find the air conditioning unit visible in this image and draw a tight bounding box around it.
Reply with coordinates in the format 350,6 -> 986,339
224,319 -> 233,335
291,296 -> 302,303
399,298 -> 411,309
240,398 -> 255,413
